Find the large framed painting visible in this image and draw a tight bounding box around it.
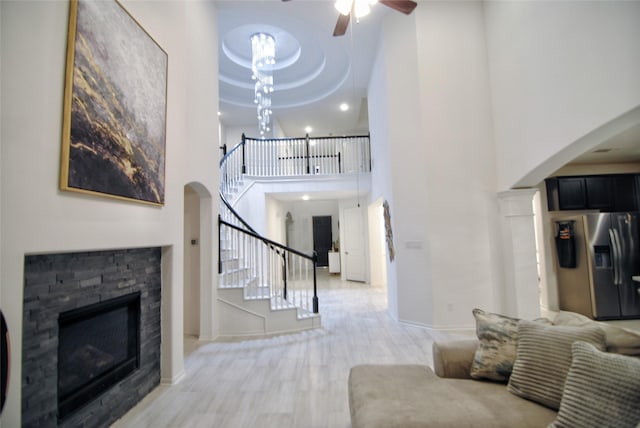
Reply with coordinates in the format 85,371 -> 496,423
60,0 -> 167,205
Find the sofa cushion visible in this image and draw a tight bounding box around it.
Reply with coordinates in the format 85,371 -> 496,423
507,321 -> 605,410
549,341 -> 640,428
433,339 -> 479,379
553,310 -> 640,356
349,364 -> 557,428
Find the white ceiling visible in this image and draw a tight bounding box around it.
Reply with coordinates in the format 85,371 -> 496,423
216,0 -> 392,138
216,0 -> 640,166
569,122 -> 640,165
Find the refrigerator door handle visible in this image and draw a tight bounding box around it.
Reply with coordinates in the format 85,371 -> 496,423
609,229 -> 621,286
613,228 -> 625,286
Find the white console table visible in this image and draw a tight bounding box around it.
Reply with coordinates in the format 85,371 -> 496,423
328,251 -> 340,274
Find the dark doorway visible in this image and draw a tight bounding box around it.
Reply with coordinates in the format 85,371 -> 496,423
313,216 -> 333,267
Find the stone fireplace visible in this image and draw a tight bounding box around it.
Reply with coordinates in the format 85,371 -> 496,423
22,247 -> 161,427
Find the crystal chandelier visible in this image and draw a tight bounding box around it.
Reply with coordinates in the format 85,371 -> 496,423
250,33 -> 275,137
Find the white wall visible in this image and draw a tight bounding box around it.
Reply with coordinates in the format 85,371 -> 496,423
265,195 -> 287,244
185,0 -> 219,343
367,2 -> 499,329
367,35 -> 399,319
223,125 -> 250,149
485,0 -> 640,190
415,1 -> 500,327
223,121 -> 283,148
0,1 -> 219,425
273,117 -> 286,139
369,0 -> 640,329
232,181 -> 268,235
383,11 -> 432,326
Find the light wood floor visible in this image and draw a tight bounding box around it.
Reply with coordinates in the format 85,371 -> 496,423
113,270 -> 470,428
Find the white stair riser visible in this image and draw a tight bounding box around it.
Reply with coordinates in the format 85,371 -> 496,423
217,286 -> 320,336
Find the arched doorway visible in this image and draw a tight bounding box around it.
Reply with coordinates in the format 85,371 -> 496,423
183,182 -> 215,346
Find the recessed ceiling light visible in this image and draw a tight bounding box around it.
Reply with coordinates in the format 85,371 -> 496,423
340,103 -> 349,111
305,126 -> 313,133
217,111 -> 222,116
302,195 -> 310,201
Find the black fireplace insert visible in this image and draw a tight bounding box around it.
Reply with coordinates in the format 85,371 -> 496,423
57,292 -> 141,420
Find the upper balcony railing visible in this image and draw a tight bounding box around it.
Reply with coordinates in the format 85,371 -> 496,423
220,134 -> 371,200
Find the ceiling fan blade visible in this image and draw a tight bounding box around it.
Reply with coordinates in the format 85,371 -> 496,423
333,13 -> 350,37
379,0 -> 417,15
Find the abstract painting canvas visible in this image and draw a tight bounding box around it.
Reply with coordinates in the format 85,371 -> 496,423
60,0 -> 167,205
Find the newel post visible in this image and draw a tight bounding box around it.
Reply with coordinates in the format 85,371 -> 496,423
305,133 -> 310,174
241,133 -> 246,174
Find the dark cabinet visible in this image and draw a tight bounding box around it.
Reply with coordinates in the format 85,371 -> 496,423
585,176 -> 614,210
546,174 -> 639,212
557,177 -> 588,210
613,175 -> 638,212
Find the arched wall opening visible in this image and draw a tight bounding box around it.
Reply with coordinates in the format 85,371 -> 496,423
183,182 -> 216,344
512,106 -> 640,316
514,106 -> 640,189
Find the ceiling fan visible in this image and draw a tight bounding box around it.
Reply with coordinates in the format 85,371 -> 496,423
333,0 -> 417,36
282,0 -> 418,37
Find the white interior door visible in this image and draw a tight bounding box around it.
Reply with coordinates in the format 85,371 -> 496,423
344,207 -> 366,282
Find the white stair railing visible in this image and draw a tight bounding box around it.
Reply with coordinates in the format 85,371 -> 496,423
218,218 -> 318,316
220,134 -> 371,206
244,134 -> 371,177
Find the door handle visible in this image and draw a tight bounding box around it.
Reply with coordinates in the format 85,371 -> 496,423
609,229 -> 621,285
613,228 -> 624,286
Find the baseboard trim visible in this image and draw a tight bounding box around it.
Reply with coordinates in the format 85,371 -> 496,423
161,369 -> 185,386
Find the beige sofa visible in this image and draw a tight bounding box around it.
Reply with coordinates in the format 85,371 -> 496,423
348,311 -> 640,428
349,339 -> 557,428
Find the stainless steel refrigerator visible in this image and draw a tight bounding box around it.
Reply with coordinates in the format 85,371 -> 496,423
552,212 -> 640,320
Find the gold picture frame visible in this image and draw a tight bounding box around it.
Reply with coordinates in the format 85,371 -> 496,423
60,0 -> 168,205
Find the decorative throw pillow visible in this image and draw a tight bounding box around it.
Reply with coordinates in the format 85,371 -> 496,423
507,321 -> 605,410
469,309 -> 520,382
469,309 -> 551,382
549,341 -> 640,428
553,310 -> 640,356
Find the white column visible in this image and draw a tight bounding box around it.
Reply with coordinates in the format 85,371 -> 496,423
498,189 -> 541,320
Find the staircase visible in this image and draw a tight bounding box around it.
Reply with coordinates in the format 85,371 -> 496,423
217,230 -> 321,336
217,133 -> 371,336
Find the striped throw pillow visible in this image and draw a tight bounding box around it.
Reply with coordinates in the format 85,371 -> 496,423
507,321 -> 605,410
549,341 -> 640,428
